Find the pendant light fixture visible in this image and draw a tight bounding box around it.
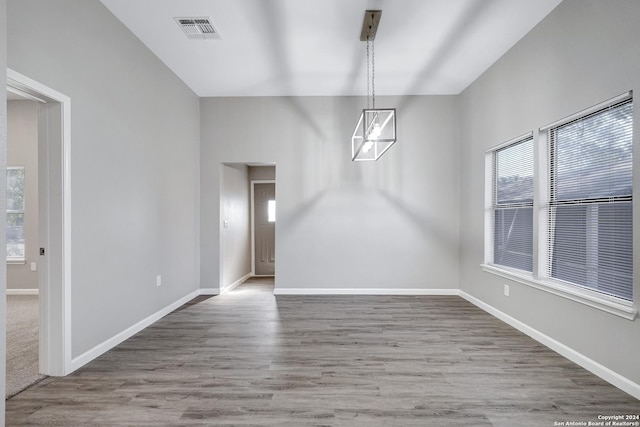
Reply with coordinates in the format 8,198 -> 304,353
352,10 -> 397,162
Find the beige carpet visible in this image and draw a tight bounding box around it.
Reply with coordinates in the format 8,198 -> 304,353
6,295 -> 46,399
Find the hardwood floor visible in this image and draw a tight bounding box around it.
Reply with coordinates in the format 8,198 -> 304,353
6,277 -> 639,426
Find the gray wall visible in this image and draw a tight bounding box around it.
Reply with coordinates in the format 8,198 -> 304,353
221,163 -> 250,289
7,0 -> 201,358
201,96 -> 460,290
1,0 -> 8,416
7,100 -> 39,290
458,0 -> 640,384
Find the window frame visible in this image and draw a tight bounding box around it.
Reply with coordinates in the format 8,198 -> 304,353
486,133 -> 534,273
482,92 -> 636,320
545,98 -> 633,301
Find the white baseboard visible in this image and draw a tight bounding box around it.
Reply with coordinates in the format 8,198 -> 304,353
274,288 -> 458,296
220,273 -> 251,294
6,288 -> 39,295
70,289 -> 200,372
459,290 -> 640,400
198,288 -> 220,295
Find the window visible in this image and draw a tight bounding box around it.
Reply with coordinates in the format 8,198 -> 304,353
547,97 -> 633,301
6,167 -> 25,261
484,92 -> 634,315
489,135 -> 534,272
267,200 -> 276,222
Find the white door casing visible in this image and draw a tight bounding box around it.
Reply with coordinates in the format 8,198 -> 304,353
7,69 -> 72,376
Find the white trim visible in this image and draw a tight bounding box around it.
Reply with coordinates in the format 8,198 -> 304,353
7,86 -> 47,103
481,264 -> 637,320
273,288 -> 458,296
459,290 -> 640,400
198,288 -> 220,296
485,131 -> 533,153
250,179 -> 276,275
539,90 -> 632,132
7,69 -> 73,376
220,272 -> 251,294
7,259 -> 26,265
6,289 -> 39,295
70,290 -> 200,372
484,152 -> 493,264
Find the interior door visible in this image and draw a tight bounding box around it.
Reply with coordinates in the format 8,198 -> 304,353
254,183 -> 275,275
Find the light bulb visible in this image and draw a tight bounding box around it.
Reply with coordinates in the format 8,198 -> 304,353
362,140 -> 374,153
369,123 -> 382,139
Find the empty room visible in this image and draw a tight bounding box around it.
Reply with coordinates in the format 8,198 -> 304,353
1,0 -> 639,425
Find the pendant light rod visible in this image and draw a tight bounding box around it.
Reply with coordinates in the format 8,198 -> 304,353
352,9 -> 396,162
360,10 -> 382,41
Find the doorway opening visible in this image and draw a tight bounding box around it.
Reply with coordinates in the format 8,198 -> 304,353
251,181 -> 275,276
6,69 -> 72,379
218,164 -> 275,295
219,163 -> 277,293
5,90 -> 45,398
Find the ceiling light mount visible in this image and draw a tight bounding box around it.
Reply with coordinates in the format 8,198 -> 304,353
360,10 -> 382,41
352,10 -> 397,162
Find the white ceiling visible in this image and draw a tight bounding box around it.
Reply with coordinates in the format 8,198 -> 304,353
99,0 -> 562,97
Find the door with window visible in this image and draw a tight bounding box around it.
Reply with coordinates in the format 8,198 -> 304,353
254,183 -> 275,275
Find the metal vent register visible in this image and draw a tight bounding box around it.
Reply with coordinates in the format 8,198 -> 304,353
174,17 -> 220,40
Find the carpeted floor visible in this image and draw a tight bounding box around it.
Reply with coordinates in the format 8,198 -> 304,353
6,295 -> 46,399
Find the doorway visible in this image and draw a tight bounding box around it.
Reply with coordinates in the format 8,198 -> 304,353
252,182 -> 276,276
5,92 -> 45,397
6,69 -> 72,377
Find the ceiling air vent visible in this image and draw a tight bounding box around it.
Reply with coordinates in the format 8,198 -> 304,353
174,17 -> 220,40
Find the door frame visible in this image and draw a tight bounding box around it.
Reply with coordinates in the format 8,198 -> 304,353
7,69 -> 72,376
250,180 -> 275,276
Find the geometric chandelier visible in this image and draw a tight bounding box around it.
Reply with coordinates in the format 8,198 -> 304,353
352,10 -> 397,161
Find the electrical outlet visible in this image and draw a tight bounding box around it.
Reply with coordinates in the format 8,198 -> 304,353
156,275 -> 162,287
504,284 -> 510,297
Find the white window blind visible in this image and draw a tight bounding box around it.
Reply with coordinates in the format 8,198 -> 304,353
548,98 -> 633,300
492,136 -> 534,272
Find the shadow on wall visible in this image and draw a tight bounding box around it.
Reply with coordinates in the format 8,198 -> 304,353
255,0 -> 326,139
397,0 -> 487,110
281,185 -> 454,253
377,189 -> 456,254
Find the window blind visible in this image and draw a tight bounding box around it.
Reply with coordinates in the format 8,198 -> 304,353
548,98 -> 633,300
493,136 -> 534,272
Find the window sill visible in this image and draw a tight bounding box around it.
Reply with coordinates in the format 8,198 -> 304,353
7,259 -> 26,265
481,264 -> 637,321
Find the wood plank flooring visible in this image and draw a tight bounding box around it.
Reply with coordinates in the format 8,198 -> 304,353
6,277 -> 639,426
